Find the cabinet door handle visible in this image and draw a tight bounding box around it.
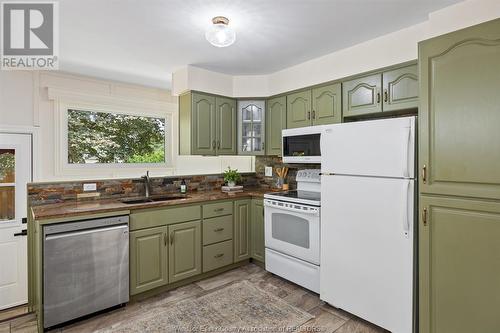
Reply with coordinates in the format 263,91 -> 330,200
164,232 -> 167,246
261,142 -> 265,150
384,89 -> 388,102
214,253 -> 224,258
422,207 -> 428,226
422,164 -> 427,184
212,140 -> 216,150
170,232 -> 174,245
312,110 -> 316,119
307,111 -> 311,120
376,92 -> 381,104
217,140 -> 221,149
214,227 -> 224,232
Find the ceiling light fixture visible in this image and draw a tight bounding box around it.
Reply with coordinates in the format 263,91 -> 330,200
205,16 -> 236,48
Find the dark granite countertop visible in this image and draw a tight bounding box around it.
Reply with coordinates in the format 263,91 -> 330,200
31,188 -> 270,221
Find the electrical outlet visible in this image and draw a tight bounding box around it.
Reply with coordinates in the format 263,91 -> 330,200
265,166 -> 273,177
83,183 -> 97,192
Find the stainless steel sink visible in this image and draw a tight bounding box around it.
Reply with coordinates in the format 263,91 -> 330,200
120,195 -> 189,204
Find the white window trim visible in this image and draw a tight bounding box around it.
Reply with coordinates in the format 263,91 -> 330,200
50,89 -> 177,179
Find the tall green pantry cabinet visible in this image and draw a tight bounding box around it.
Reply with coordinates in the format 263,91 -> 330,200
418,18 -> 500,333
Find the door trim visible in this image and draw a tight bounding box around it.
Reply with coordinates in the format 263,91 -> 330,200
0,126 -> 40,181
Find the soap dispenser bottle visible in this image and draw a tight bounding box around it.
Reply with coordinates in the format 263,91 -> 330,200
180,179 -> 187,194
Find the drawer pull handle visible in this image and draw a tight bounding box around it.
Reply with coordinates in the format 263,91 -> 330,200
214,228 -> 224,232
214,253 -> 224,258
214,208 -> 224,212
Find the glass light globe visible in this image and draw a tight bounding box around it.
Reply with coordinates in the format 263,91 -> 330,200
205,16 -> 236,47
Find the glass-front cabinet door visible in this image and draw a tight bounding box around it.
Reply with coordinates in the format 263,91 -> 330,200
237,100 -> 265,155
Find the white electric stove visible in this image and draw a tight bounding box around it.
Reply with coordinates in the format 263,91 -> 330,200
263,169 -> 321,293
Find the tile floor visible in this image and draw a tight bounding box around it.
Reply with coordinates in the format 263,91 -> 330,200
0,263 -> 388,333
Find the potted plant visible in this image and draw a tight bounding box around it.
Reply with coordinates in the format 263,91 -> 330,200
223,167 -> 241,187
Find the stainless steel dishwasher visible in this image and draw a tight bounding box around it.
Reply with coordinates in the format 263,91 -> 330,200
43,215 -> 129,328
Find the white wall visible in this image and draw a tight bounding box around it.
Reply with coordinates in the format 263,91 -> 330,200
171,0 -> 500,97
0,71 -> 254,181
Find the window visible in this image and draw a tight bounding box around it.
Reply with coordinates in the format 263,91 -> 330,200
0,149 -> 15,221
67,109 -> 166,164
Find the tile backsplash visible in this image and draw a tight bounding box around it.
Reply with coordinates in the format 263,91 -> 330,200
28,173 -> 259,206
254,156 -> 320,190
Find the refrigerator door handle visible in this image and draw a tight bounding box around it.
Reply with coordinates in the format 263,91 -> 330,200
401,125 -> 411,178
402,180 -> 411,238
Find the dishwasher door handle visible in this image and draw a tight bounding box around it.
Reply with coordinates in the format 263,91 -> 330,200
45,224 -> 128,241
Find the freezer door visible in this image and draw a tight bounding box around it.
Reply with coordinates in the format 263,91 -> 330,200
320,175 -> 414,333
321,116 -> 415,178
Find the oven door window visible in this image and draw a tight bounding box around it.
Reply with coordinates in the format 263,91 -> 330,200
271,213 -> 310,248
283,134 -> 320,158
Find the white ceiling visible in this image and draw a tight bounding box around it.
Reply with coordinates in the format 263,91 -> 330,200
59,0 -> 462,88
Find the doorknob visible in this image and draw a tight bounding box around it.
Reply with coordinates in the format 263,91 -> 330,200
14,229 -> 27,237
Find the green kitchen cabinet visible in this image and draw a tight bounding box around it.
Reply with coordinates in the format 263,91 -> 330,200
168,220 -> 202,283
382,65 -> 418,112
311,83 -> 342,125
234,199 -> 251,262
342,73 -> 382,117
266,96 -> 286,156
419,195 -> 500,333
287,90 -> 312,129
179,91 -> 236,156
237,100 -> 266,155
419,18 -> 500,200
216,97 -> 237,155
251,199 -> 265,263
129,226 -> 168,295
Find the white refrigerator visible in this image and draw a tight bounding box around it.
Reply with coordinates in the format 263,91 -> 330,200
320,116 -> 415,333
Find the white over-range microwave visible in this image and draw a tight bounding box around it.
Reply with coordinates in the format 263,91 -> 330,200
282,126 -> 322,164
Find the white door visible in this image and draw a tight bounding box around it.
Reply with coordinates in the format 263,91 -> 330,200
321,116 -> 415,178
0,133 -> 31,310
320,175 -> 414,333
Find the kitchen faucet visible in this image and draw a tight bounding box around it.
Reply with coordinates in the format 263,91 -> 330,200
142,171 -> 151,198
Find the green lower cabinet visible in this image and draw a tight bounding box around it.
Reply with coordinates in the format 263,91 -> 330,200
419,195 -> 500,333
168,220 -> 202,283
234,199 -> 251,262
312,83 -> 342,125
129,226 -> 168,295
251,199 -> 265,263
203,240 -> 234,273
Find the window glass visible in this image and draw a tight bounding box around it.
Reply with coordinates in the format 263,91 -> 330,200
0,187 -> 15,221
67,109 -> 166,164
0,149 -> 15,183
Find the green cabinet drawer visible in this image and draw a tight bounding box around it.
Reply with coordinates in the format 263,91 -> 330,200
203,240 -> 234,273
203,201 -> 233,219
203,215 -> 233,245
130,205 -> 201,231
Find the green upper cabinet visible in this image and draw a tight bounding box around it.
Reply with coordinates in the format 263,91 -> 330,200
251,199 -> 265,263
129,226 -> 168,295
419,195 -> 500,333
266,96 -> 286,156
216,97 -> 237,155
168,220 -> 202,283
192,92 -> 216,155
419,18 -> 500,200
234,199 -> 251,262
312,83 -> 342,125
287,90 -> 312,129
237,100 -> 266,155
179,91 -> 237,156
342,73 -> 382,117
382,65 -> 418,112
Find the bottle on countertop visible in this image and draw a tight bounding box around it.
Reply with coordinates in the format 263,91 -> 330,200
180,179 -> 187,194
